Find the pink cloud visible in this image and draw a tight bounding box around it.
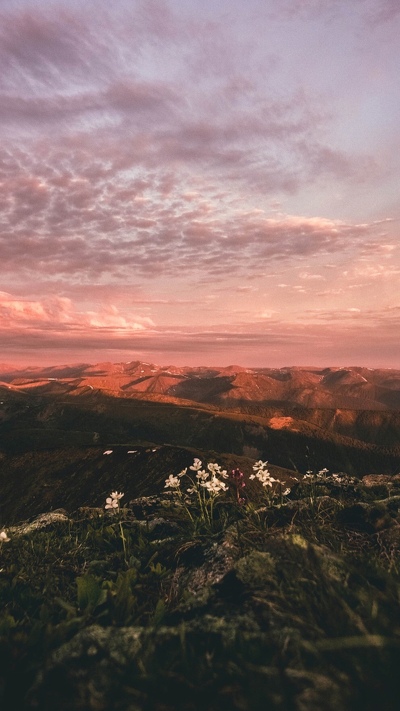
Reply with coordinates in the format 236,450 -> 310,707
0,292 -> 154,334
0,1 -> 397,370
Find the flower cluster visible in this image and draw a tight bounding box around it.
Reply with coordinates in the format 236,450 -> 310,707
165,459 -> 229,496
304,468 -> 329,481
164,458 -> 232,530
303,469 -> 357,488
105,491 -> 124,513
188,459 -> 229,495
249,460 -> 290,501
162,457 -> 295,528
250,460 -> 277,488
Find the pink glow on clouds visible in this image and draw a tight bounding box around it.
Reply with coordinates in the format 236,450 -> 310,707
0,0 -> 399,368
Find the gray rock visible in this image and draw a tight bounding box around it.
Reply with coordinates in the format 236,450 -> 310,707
9,511 -> 70,536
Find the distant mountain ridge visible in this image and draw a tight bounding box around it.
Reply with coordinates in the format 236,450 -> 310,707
1,361 -> 400,410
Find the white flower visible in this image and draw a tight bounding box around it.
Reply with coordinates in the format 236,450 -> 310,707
253,460 -> 268,470
196,469 -> 209,481
0,530 -> 10,543
262,479 -> 273,488
105,491 -> 124,512
282,488 -> 291,496
206,462 -> 229,479
178,467 -> 188,478
250,467 -> 277,488
190,458 -> 202,471
164,474 -> 181,489
103,450 -> 113,455
201,477 -> 228,495
105,497 -> 119,510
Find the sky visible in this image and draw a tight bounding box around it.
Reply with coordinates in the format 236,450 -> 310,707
0,0 -> 399,369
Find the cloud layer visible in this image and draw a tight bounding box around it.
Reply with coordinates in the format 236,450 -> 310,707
0,0 -> 399,367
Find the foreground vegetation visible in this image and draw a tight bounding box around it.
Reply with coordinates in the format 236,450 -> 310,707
1,460 -> 400,710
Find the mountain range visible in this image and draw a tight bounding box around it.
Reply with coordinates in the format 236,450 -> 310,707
2,360 -> 400,409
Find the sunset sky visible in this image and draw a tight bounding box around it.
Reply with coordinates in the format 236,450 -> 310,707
1,0 -> 399,368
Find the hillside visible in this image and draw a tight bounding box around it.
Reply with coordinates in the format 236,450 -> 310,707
1,466 -> 400,710
1,362 -> 400,521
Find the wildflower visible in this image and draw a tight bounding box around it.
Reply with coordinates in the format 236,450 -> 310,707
229,468 -> 247,503
178,467 -> 188,477
250,469 -> 277,487
253,460 -> 268,470
196,469 -> 209,481
103,450 -> 113,455
282,488 -> 291,496
230,468 -> 246,487
164,474 -> 181,489
190,458 -> 202,471
208,463 -> 229,479
332,473 -> 343,483
0,530 -> 10,543
105,491 -> 124,512
201,477 -> 228,494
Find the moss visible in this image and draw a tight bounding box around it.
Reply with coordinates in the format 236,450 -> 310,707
234,551 -> 276,588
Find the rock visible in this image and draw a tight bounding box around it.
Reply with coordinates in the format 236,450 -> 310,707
128,495 -> 167,519
9,511 -> 70,536
175,536 -> 239,601
359,475 -> 400,499
136,517 -> 181,539
361,475 -> 392,489
336,502 -> 395,533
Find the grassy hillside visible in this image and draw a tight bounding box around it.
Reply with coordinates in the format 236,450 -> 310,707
1,467 -> 400,710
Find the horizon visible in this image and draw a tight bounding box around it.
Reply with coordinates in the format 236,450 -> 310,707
1,356 -> 399,373
0,1 -> 399,368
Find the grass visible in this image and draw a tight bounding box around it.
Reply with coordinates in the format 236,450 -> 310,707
1,466 -> 400,710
